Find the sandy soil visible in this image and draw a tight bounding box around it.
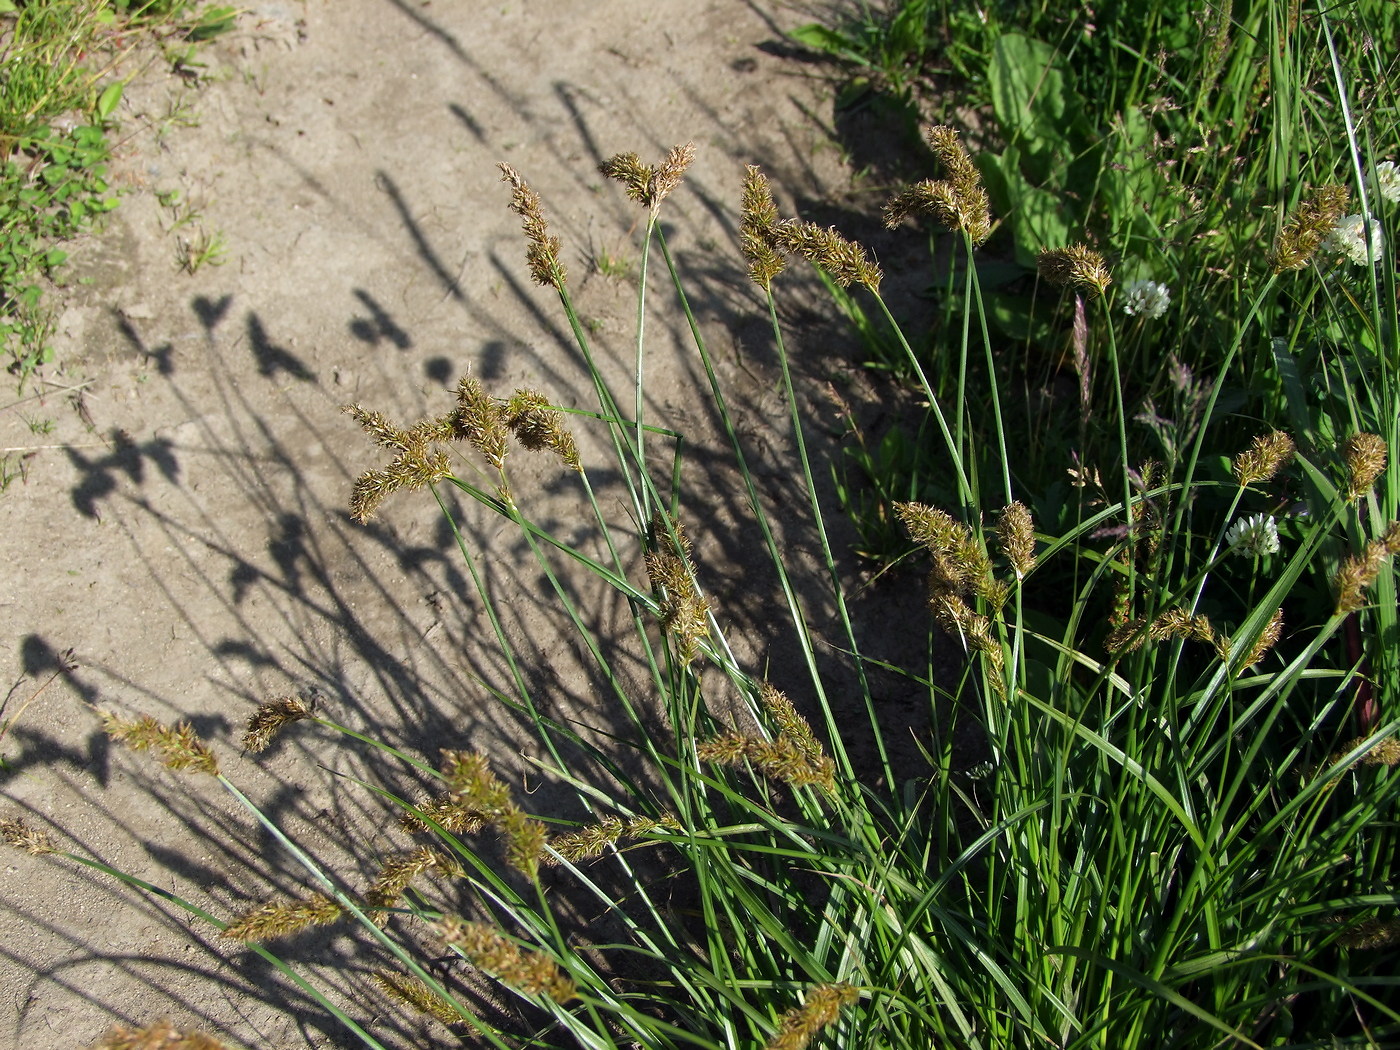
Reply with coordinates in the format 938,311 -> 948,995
0,1 -> 922,1046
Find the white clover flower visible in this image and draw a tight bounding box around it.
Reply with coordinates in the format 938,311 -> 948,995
1122,279 -> 1171,320
1368,160 -> 1400,205
1226,513 -> 1280,557
1324,214 -> 1383,265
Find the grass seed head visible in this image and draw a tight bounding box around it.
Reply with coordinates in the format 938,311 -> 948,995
1336,916 -> 1400,950
771,218 -> 882,290
546,813 -> 681,865
222,892 -> 343,942
504,388 -> 582,471
1333,521 -> 1400,613
697,733 -> 837,793
400,792 -> 490,835
1343,432 -> 1387,501
86,1020 -> 230,1050
765,983 -> 859,1050
1241,608 -> 1284,668
100,710 -> 220,777
242,693 -> 315,752
997,501 -> 1037,579
1038,244 -> 1111,297
2,816 -> 58,855
1232,430 -> 1295,488
433,916 -> 577,1002
600,143 -> 696,212
344,404 -> 452,523
454,376 -> 510,470
364,846 -> 464,924
1270,184 -> 1349,272
372,971 -> 464,1027
499,163 -> 566,288
741,164 -> 786,288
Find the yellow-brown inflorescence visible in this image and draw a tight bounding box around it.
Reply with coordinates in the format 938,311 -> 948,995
1241,608 -> 1284,668
895,502 -> 1001,604
1232,430 -> 1296,488
222,891 -> 344,942
740,165 -> 786,289
433,915 -> 577,1003
770,218 -> 883,290
343,405 -> 452,523
1270,183 -> 1350,272
454,375 -> 510,471
598,142 -> 697,213
1037,244 -> 1112,298
438,750 -> 547,879
545,813 -> 682,865
1343,432 -> 1388,502
1336,916 -> 1400,950
400,791 -> 491,835
883,125 -> 993,245
764,983 -> 860,1050
644,514 -> 711,664
2,816 -> 58,855
86,1020 -> 230,1050
363,845 -> 465,926
504,389 -> 582,471
1149,607 -> 1231,662
996,501 -> 1037,580
101,711 -> 220,777
499,162 -> 566,289
698,733 -> 837,793
1333,734 -> 1400,769
372,971 -> 464,1028
1333,521 -> 1400,614
241,693 -> 315,753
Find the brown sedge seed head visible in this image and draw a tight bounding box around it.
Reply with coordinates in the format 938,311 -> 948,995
1241,608 -> 1284,668
87,1020 -> 230,1050
1038,244 -> 1112,298
1343,432 -> 1387,501
741,164 -> 786,288
996,501 -> 1037,579
222,892 -> 343,942
2,816 -> 58,856
771,218 -> 882,290
101,710 -> 220,776
1336,917 -> 1400,950
504,389 -> 582,471
433,916 -> 576,1003
344,404 -> 452,523
242,694 -> 314,753
1333,521 -> 1400,613
1270,183 -> 1350,272
372,971 -> 463,1028
499,163 -> 566,289
1232,430 -> 1296,487
765,983 -> 859,1050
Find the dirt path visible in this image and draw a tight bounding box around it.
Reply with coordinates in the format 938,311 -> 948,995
0,1 -> 874,1045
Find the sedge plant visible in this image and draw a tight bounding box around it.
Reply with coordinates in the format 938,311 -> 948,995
9,111 -> 1400,1049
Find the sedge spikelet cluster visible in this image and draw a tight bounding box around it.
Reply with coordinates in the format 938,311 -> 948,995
504,389 -> 582,471
498,163 -> 565,288
343,405 -> 452,523
545,813 -> 682,865
363,846 -> 464,925
1241,608 -> 1284,668
1038,244 -> 1112,298
895,502 -> 1001,603
883,125 -> 992,245
770,219 -> 882,290
1332,735 -> 1400,768
1232,430 -> 1295,487
644,514 -> 711,664
454,376 -> 510,471
758,682 -> 826,767
241,693 -> 315,752
1343,432 -> 1387,501
100,710 -> 219,776
697,733 -> 837,793
222,892 -> 343,942
400,792 -> 491,835
2,816 -> 58,855
1270,184 -> 1350,272
1333,522 -> 1400,613
1336,916 -> 1400,950
433,915 -> 576,1002
599,142 -> 697,212
765,983 -> 859,1050
372,971 -> 464,1027
996,501 -> 1037,579
1150,607 -> 1231,661
1105,618 -> 1149,655
741,165 -> 786,288
438,750 -> 547,879
86,1020 -> 229,1050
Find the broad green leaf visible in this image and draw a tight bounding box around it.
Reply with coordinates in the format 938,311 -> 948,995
96,83 -> 124,121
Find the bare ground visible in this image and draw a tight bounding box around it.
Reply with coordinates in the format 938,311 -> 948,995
0,1 -> 930,1046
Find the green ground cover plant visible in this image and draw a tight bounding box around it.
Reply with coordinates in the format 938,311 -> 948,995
6,2 -> 1400,1047
0,0 -> 233,382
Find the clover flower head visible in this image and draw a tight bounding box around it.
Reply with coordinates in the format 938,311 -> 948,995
1368,160 -> 1400,205
1324,214 -> 1383,265
1122,279 -> 1171,319
1226,513 -> 1280,557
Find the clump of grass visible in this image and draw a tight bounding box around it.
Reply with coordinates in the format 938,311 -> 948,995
8,11 -> 1400,1042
